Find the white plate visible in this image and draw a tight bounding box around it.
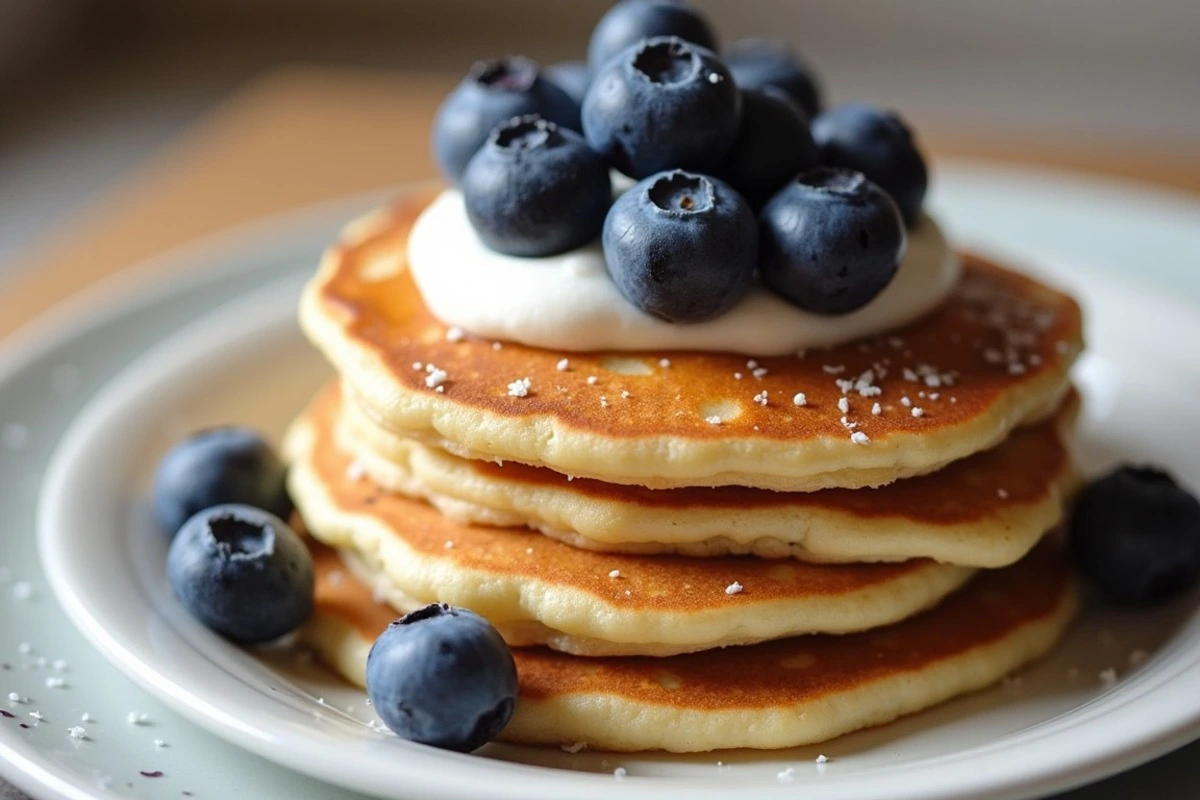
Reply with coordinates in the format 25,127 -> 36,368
4,162 -> 1198,799
35,165 -> 1200,800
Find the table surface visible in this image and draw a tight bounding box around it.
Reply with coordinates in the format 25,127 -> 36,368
1,65 -> 1197,800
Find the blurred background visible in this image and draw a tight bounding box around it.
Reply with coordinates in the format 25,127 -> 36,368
1,0 -> 1198,280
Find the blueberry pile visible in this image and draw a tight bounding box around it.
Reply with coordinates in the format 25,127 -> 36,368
155,428 -> 519,751
156,429 -> 313,643
431,0 -> 931,319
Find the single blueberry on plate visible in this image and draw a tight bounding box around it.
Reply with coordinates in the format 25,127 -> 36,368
461,115 -> 611,257
167,505 -> 314,643
603,170 -> 757,322
725,38 -> 823,119
587,0 -> 717,74
759,167 -> 905,314
812,103 -> 928,226
583,36 -> 740,179
366,604 -> 518,752
153,427 -> 291,537
1070,466 -> 1200,604
544,60 -> 591,106
432,56 -> 581,183
714,88 -> 820,210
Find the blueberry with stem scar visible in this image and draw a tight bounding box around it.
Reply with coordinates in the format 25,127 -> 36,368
461,115 -> 611,257
366,604 -> 518,752
432,56 -> 581,183
167,505 -> 314,643
603,169 -> 757,322
583,36 -> 740,179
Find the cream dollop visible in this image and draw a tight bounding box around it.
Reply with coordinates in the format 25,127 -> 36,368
407,189 -> 960,355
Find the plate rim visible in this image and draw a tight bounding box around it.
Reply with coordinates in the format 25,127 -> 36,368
36,224 -> 1200,800
0,187 -> 397,800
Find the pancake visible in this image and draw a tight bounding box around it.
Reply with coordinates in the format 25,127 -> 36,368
300,538 -> 1077,752
334,382 -> 1080,566
284,400 -> 977,657
299,196 -> 1083,491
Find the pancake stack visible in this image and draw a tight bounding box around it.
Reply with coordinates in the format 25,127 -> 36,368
284,194 -> 1085,752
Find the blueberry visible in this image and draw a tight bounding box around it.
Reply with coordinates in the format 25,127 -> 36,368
166,505 -> 314,643
432,56 -> 581,183
587,0 -> 717,74
812,103 -> 928,226
366,604 -> 517,752
725,39 -> 823,119
153,427 -> 291,537
1070,466 -> 1200,605
544,60 -> 591,106
461,116 -> 611,258
713,88 -> 820,210
759,167 -> 905,315
603,170 -> 757,322
583,37 -> 740,179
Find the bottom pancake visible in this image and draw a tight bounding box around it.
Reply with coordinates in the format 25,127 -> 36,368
300,539 -> 1077,753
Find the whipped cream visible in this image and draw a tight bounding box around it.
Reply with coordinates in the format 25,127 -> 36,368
407,189 -> 960,356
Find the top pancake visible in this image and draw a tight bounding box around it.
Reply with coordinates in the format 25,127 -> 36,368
301,196 -> 1083,491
